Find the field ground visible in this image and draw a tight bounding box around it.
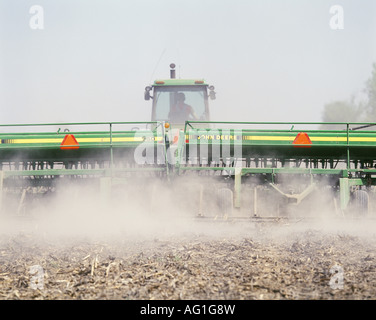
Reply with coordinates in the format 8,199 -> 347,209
0,210 -> 376,300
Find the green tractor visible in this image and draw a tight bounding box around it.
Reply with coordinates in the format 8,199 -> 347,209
1,63 -> 376,220
145,63 -> 216,126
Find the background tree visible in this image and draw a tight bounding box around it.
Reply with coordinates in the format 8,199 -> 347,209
320,98 -> 364,129
321,99 -> 362,122
321,63 -> 375,128
364,63 -> 376,121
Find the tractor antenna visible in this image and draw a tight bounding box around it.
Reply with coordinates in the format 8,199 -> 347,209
149,48 -> 167,84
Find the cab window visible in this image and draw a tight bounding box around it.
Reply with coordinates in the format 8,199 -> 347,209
152,86 -> 207,123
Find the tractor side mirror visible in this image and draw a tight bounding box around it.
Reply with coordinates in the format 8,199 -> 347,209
144,86 -> 152,100
209,85 -> 216,100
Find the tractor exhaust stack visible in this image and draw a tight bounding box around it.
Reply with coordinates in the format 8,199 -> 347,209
170,63 -> 176,79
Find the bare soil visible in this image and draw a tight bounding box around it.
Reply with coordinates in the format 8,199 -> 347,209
1,216 -> 376,300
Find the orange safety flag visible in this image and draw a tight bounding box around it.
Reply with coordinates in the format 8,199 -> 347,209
293,132 -> 312,148
60,134 -> 79,150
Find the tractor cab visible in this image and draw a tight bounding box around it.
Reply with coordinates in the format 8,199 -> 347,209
145,63 -> 216,127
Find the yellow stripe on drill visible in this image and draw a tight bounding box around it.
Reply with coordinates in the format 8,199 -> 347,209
4,136 -> 162,144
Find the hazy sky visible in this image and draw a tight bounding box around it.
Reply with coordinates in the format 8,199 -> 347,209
1,0 -> 376,124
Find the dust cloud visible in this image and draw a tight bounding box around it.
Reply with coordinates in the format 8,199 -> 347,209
1,175 -> 376,244
0,177 -> 247,242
